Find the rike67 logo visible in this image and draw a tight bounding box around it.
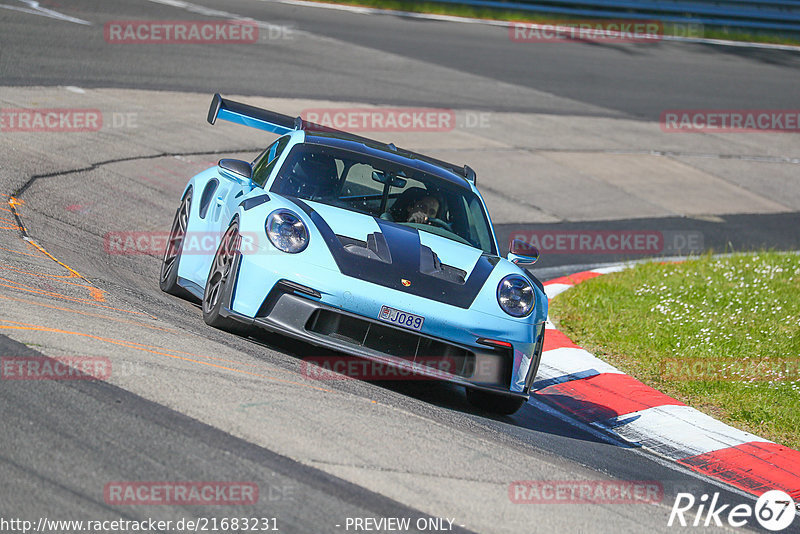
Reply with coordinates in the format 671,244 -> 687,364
668,490 -> 796,531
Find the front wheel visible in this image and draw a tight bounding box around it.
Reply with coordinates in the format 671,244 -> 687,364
202,219 -> 250,336
466,388 -> 526,415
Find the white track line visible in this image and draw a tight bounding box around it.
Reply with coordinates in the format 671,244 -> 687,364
600,404 -> 773,460
0,0 -> 90,25
543,283 -> 572,300
537,347 -> 624,383
262,0 -> 800,52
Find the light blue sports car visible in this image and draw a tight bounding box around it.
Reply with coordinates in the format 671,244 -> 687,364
160,94 -> 547,414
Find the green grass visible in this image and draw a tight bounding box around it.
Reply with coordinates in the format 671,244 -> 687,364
549,252 -> 800,449
306,0 -> 800,46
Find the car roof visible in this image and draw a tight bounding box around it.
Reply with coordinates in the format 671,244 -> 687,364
302,132 -> 473,191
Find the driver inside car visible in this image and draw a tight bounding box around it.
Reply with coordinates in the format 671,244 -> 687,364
406,195 -> 440,224
382,187 -> 449,229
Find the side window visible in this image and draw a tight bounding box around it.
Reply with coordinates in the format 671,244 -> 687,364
252,136 -> 290,187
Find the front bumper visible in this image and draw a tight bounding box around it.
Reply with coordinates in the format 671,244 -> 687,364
220,258 -> 545,397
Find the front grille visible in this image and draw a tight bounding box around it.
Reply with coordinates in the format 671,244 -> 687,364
306,309 -> 474,377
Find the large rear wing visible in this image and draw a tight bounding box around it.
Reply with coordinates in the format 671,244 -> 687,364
207,93 -> 477,184
207,93 -> 298,135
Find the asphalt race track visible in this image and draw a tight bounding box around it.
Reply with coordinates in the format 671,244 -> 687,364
1,1 -> 799,532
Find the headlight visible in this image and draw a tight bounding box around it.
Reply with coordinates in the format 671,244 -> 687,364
265,209 -> 308,253
497,275 -> 534,317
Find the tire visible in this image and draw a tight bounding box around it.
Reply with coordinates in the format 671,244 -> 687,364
160,189 -> 195,299
465,387 -> 526,415
202,219 -> 250,336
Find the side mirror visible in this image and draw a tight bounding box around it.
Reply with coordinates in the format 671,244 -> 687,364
508,238 -> 539,266
219,159 -> 253,181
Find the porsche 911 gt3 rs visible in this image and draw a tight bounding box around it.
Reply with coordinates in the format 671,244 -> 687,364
160,94 -> 547,414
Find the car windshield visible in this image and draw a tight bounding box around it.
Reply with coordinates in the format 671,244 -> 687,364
270,142 -> 496,255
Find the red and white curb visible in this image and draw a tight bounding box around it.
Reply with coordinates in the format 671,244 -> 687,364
535,265 -> 800,501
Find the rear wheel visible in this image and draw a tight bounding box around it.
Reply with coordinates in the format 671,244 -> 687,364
160,190 -> 194,299
202,219 -> 250,336
466,388 -> 526,415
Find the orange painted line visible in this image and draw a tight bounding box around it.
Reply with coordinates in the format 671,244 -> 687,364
0,319 -> 264,369
0,280 -> 153,318
0,294 -> 177,334
0,245 -> 40,258
5,197 -> 104,303
0,322 -> 333,394
88,287 -> 104,301
0,265 -> 94,286
0,276 -> 101,303
0,225 -> 23,230
23,240 -> 106,303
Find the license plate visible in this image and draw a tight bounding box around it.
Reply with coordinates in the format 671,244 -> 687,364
378,305 -> 424,331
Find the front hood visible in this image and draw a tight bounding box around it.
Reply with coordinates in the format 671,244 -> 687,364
305,201 -> 484,274
291,199 -> 498,309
